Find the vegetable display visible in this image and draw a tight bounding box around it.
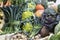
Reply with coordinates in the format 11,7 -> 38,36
0,0 -> 60,40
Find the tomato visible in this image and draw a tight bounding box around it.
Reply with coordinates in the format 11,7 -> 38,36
36,4 -> 44,10
35,10 -> 44,18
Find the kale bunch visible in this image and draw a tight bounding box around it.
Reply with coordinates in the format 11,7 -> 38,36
0,5 -> 22,34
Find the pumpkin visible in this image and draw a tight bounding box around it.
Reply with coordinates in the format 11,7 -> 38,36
0,2 -> 3,7
36,4 -> 44,10
35,10 -> 44,18
4,0 -> 11,6
0,9 -> 5,33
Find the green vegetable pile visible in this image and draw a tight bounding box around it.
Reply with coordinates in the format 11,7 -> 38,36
0,0 -> 42,38
1,0 -> 60,39
49,4 -> 60,40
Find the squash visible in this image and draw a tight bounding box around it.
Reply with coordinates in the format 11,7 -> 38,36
35,10 -> 44,18
3,0 -> 11,6
0,9 -> 5,33
4,0 -> 11,6
36,4 -> 44,10
0,2 -> 3,7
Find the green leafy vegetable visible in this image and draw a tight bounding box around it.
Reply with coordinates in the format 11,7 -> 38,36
54,21 -> 60,34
